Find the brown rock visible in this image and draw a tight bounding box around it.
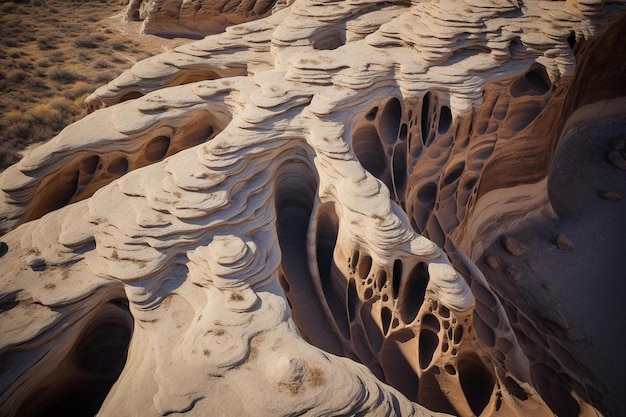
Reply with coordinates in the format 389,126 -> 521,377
501,235 -> 529,257
607,149 -> 626,170
555,234 -> 575,251
598,191 -> 623,201
483,254 -> 499,269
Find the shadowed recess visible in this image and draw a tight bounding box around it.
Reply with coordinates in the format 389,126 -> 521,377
15,298 -> 133,417
458,352 -> 495,416
274,158 -> 345,354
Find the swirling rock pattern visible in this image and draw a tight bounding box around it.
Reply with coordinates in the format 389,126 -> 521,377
1,0 -> 625,416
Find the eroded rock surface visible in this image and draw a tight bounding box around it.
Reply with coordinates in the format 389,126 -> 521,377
1,0 -> 626,416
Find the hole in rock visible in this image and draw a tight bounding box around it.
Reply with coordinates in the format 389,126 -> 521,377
503,376 -> 529,401
107,156 -> 129,175
380,97 -> 402,145
399,123 -> 407,141
353,125 -> 387,179
421,313 -> 440,332
442,161 -> 464,186
392,259 -> 402,299
145,135 -> 170,162
421,92 -> 432,145
454,324 -> 464,344
392,145 -> 407,192
567,31 -> 576,49
445,364 -> 457,375
438,106 -> 452,135
381,306 -> 392,335
79,155 -> 100,176
418,328 -> 439,369
511,65 -> 551,97
312,30 -> 345,50
347,278 -> 358,323
399,262 -> 429,324
376,269 -> 387,291
275,160 -> 346,353
417,182 -> 437,207
358,255 -> 372,280
365,107 -> 378,121
458,352 -> 495,416
16,298 -> 133,417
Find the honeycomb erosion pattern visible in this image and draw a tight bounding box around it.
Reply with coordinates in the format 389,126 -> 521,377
1,1 -> 626,416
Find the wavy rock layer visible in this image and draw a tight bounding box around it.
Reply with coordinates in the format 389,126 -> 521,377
1,1 -> 626,416
126,0 -> 291,37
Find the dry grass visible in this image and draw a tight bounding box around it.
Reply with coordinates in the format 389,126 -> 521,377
0,0 -> 184,169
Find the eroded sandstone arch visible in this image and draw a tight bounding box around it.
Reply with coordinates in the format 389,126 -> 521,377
1,0 -> 626,416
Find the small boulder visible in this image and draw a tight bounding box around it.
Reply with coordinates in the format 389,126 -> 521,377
501,235 -> 529,257
555,234 -> 575,251
483,254 -> 499,269
598,191 -> 623,201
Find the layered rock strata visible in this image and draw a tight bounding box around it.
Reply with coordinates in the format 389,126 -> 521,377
126,0 -> 291,37
1,0 -> 626,416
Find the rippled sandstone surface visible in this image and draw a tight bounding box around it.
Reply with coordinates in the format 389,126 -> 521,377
1,0 -> 625,416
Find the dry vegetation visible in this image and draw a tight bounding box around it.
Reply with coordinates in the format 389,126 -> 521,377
0,0 -> 184,169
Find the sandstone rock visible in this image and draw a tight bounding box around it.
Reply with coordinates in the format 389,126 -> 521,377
599,191 -> 624,201
1,1 -> 625,417
127,0 -> 290,37
483,254 -> 499,269
502,235 -> 530,257
555,234 -> 575,251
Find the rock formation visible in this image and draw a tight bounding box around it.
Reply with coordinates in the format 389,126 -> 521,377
1,0 -> 626,416
126,0 -> 292,37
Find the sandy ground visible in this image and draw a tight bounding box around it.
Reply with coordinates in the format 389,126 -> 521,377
478,117 -> 626,416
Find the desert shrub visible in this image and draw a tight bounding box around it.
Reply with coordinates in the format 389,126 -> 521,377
0,2 -> 18,13
78,51 -> 93,62
28,78 -> 49,90
5,110 -> 25,125
49,67 -> 82,84
7,69 -> 27,83
111,41 -> 127,51
49,51 -> 65,62
3,39 -> 19,48
93,72 -> 115,84
93,59 -> 111,69
66,81 -> 92,99
18,61 -> 34,70
37,37 -> 57,50
74,35 -> 105,49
